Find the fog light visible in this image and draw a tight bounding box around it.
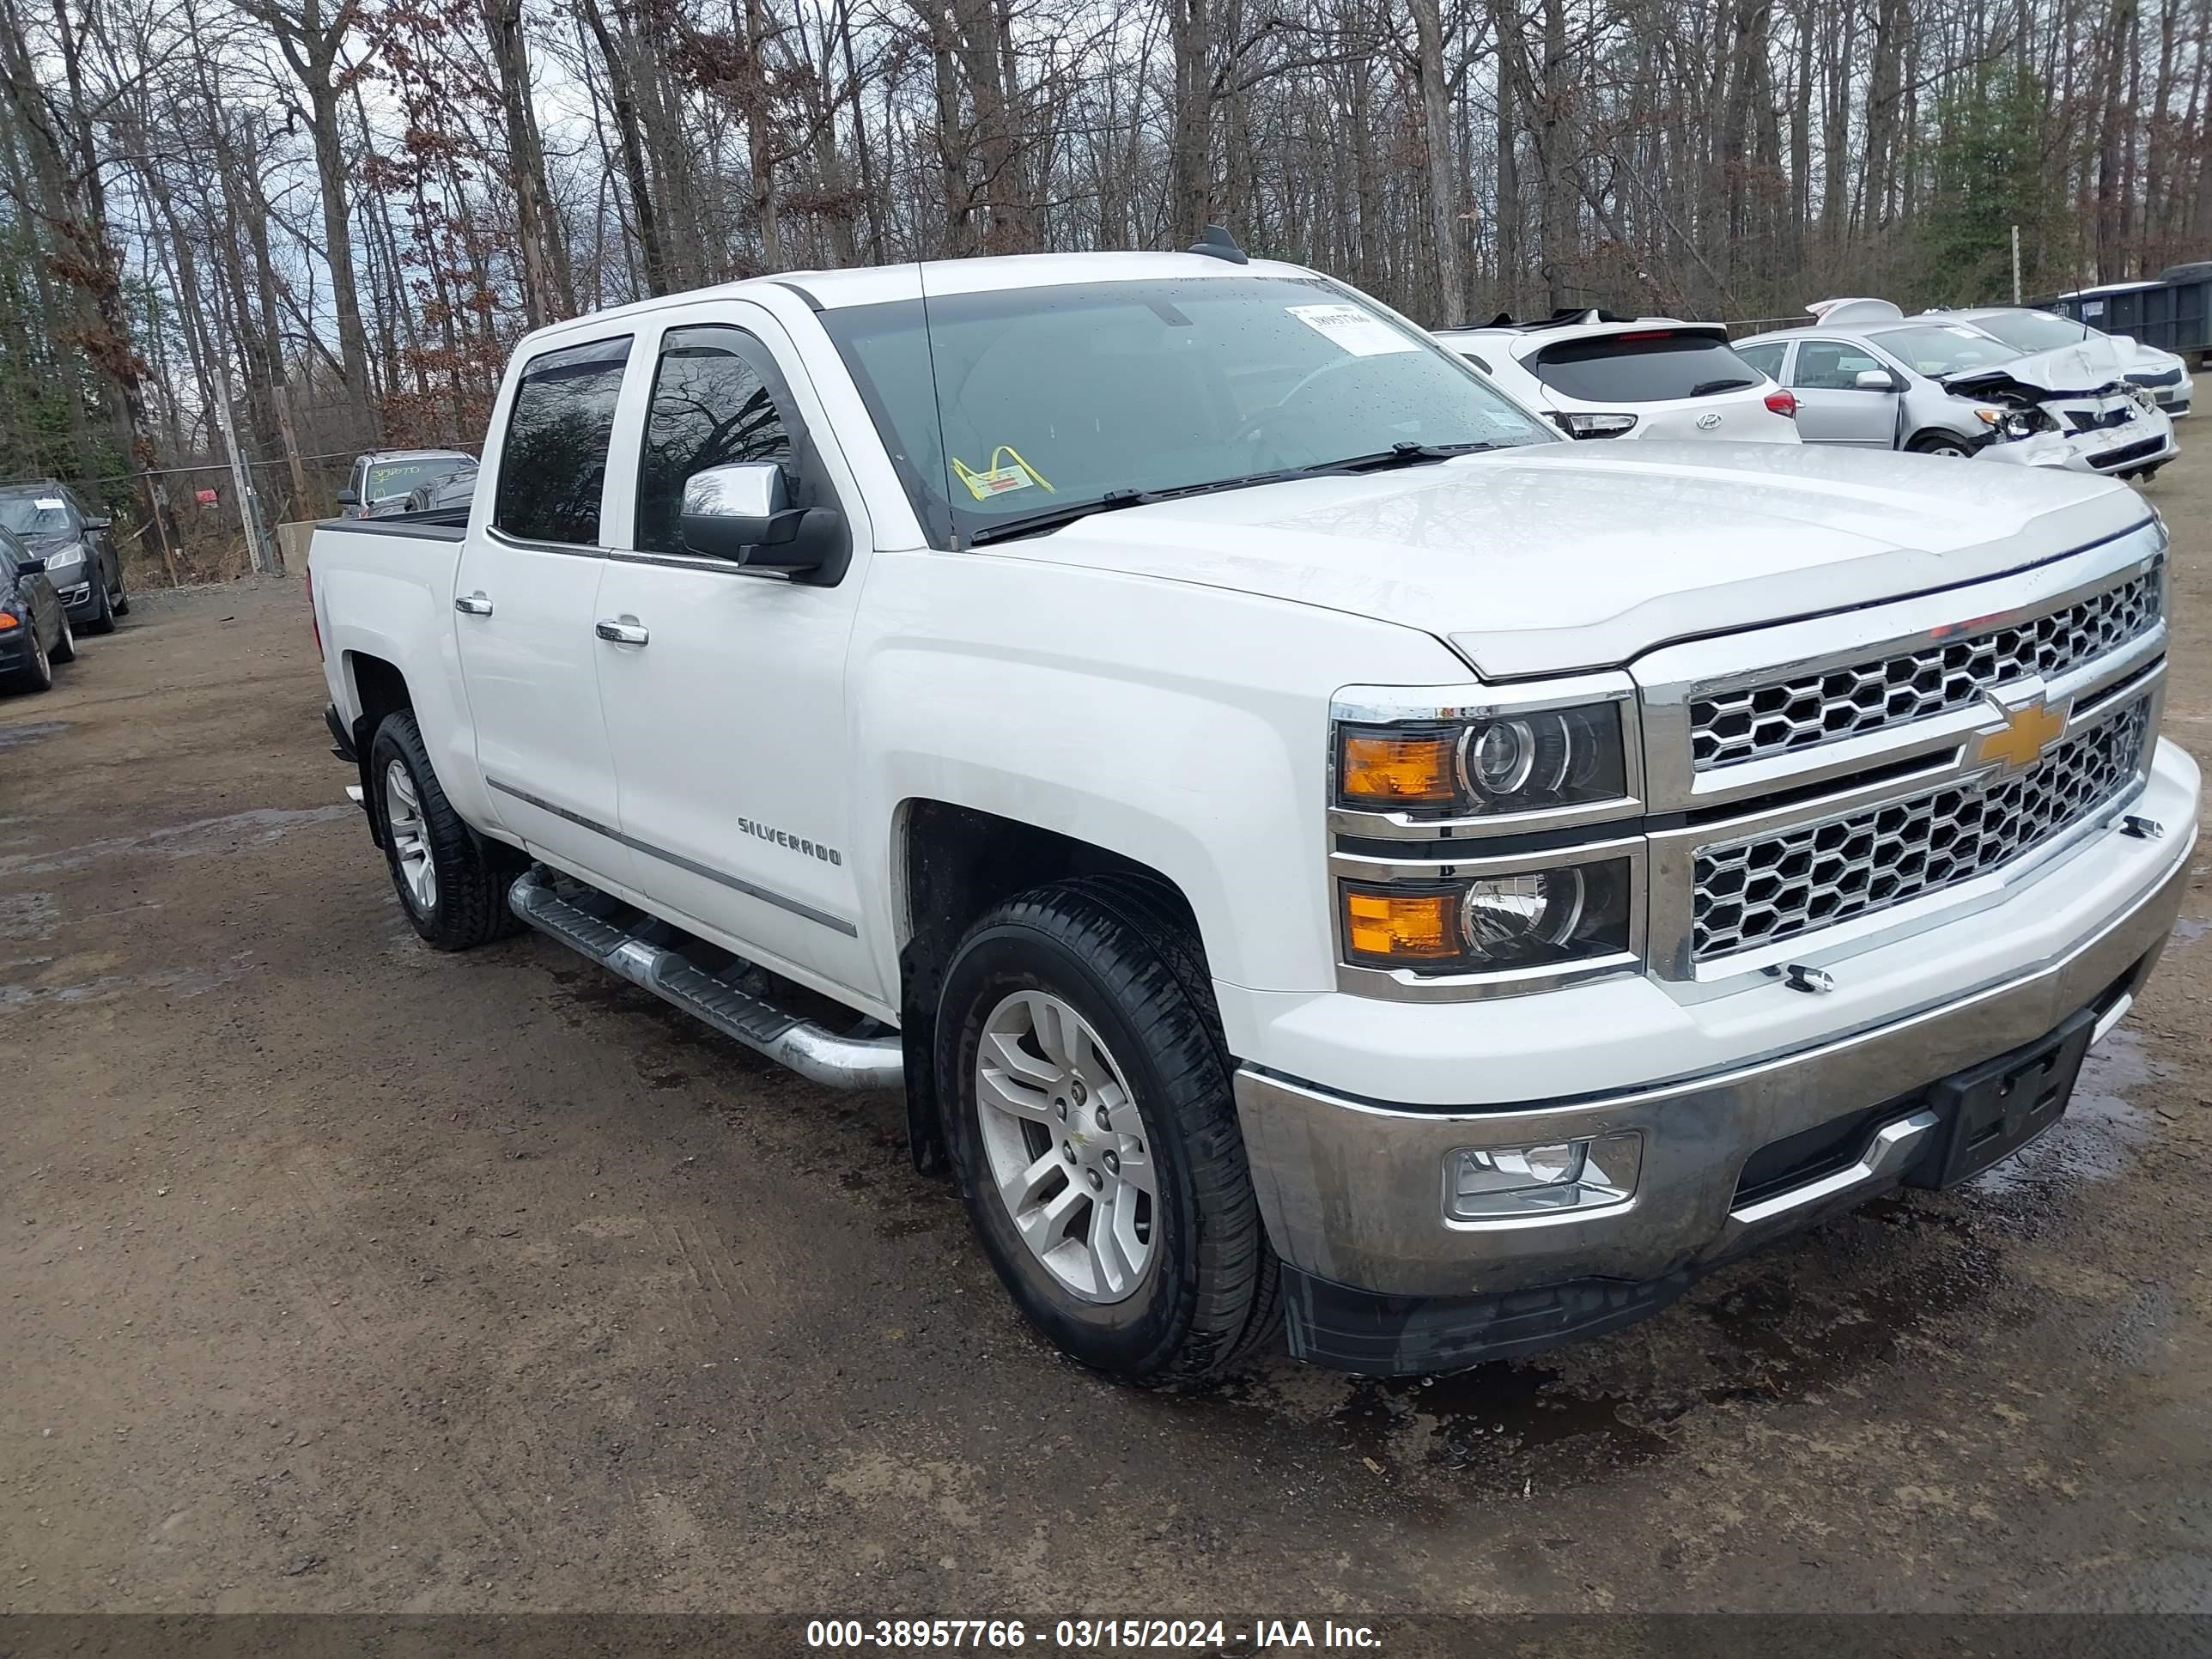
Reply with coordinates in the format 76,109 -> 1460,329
1444,1132 -> 1640,1220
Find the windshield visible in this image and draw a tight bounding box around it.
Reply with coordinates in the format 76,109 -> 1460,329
819,274 -> 1553,545
363,458 -> 467,501
1869,324 -> 2021,377
1528,331 -> 1761,403
0,495 -> 74,538
1961,311 -> 2095,353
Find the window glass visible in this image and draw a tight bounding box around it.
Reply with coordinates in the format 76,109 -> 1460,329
0,495 -> 74,538
818,276 -> 1551,548
364,458 -> 468,503
494,337 -> 632,545
1733,341 -> 1786,380
1791,340 -> 1886,391
1863,325 -> 2018,377
636,329 -> 795,555
1529,331 -> 1761,403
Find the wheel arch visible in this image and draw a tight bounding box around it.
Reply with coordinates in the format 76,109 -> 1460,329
891,799 -> 1210,1175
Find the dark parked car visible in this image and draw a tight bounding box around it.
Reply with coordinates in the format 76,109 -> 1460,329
0,524 -> 76,694
336,450 -> 475,519
0,480 -> 126,634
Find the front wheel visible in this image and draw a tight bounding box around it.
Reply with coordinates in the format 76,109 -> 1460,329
939,878 -> 1280,1388
368,711 -> 523,951
1907,433 -> 1973,459
49,611 -> 76,664
82,574 -> 116,635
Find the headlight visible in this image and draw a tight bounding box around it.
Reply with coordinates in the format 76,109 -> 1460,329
1340,854 -> 1636,975
1335,702 -> 1631,820
45,541 -> 86,573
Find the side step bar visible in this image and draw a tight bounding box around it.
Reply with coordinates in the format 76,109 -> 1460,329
508,866 -> 903,1091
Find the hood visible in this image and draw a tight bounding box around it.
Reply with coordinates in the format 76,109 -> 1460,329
21,532 -> 79,556
995,442 -> 2152,678
1942,334 -> 2130,398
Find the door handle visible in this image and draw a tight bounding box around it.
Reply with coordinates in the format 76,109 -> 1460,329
595,617 -> 649,646
454,592 -> 494,617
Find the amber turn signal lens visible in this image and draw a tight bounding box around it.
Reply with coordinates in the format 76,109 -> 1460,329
1343,887 -> 1461,962
1339,730 -> 1458,806
0,611 -> 18,630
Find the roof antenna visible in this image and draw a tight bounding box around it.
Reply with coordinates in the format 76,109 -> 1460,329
1186,223 -> 1249,265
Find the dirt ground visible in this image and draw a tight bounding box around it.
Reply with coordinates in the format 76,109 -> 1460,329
4,445 -> 2211,1621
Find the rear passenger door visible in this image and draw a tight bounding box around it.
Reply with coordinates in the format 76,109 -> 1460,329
453,335 -> 639,891
1788,339 -> 1900,447
592,307 -> 881,1003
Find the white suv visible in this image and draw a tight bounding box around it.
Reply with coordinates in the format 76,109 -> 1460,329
1435,312 -> 1800,443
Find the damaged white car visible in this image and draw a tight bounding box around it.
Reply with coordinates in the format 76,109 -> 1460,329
1734,300 -> 2176,481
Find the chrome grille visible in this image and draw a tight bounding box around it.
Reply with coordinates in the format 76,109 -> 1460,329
1690,696 -> 2151,962
1689,566 -> 2160,770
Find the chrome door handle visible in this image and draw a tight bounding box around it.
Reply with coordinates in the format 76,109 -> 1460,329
595,617 -> 649,646
454,592 -> 494,616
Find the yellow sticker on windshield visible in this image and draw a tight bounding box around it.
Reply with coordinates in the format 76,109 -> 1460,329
951,447 -> 1054,501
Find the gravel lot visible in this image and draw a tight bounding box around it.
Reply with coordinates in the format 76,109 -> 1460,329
4,447 -> 2210,1618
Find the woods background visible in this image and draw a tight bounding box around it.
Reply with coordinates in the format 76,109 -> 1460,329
2,0 -> 2207,569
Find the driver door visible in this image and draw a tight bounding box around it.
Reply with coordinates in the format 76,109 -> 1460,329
1789,339 -> 1902,447
592,305 -> 881,1003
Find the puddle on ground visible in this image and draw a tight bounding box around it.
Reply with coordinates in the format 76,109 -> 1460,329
2169,915 -> 2210,947
0,891 -> 58,939
0,720 -> 69,754
0,804 -> 352,878
0,951 -> 253,1006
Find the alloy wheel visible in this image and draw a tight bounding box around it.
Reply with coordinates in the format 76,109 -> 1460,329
383,758 -> 438,914
975,989 -> 1158,1304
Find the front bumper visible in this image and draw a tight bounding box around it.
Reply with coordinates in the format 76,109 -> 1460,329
1977,414 -> 2179,473
53,576 -> 95,618
1233,750 -> 2195,1374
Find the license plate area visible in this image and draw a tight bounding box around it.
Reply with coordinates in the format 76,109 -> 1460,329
1909,1006 -> 2096,1189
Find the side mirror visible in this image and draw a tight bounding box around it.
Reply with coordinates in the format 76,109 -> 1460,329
17,556 -> 45,575
679,461 -> 832,573
335,489 -> 359,507
83,515 -> 111,532
1855,368 -> 1902,392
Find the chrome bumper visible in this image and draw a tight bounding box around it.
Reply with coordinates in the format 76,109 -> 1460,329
1234,833 -> 2190,1302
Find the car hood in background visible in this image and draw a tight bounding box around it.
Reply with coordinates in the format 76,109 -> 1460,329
1942,334 -> 2130,398
996,442 -> 2152,678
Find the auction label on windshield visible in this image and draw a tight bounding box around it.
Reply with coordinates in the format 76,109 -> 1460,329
1286,304 -> 1417,357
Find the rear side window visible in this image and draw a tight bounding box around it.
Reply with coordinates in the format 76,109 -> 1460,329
1733,341 -> 1785,380
1529,332 -> 1760,404
495,337 -> 632,546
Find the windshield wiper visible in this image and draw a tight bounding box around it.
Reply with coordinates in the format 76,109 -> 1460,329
1287,441 -> 1500,477
1689,377 -> 1756,396
961,443 -> 1498,546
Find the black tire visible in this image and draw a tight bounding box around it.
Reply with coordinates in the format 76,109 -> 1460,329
49,611 -> 76,664
82,574 -> 116,635
1906,432 -> 1973,459
938,876 -> 1281,1389
367,710 -> 524,951
9,620 -> 54,693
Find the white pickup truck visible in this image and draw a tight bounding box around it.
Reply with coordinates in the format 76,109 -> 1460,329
309,247 -> 2196,1386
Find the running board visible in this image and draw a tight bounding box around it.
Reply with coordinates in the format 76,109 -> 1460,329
507,866 -> 903,1091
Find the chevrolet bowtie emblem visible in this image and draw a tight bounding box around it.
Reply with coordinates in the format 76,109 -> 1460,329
1974,693 -> 2069,770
